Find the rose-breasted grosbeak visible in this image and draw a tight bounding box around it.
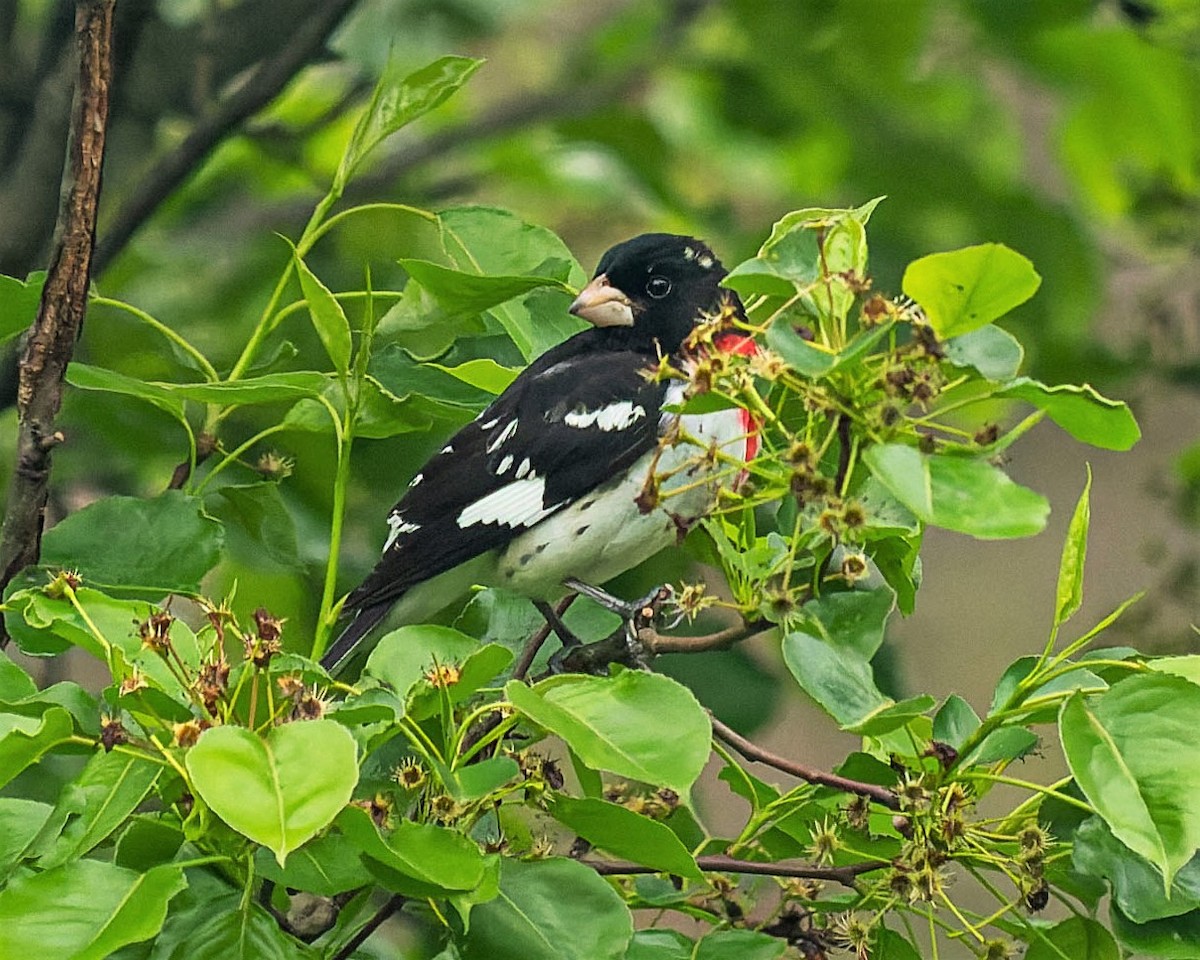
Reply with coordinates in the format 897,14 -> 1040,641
323,233 -> 757,671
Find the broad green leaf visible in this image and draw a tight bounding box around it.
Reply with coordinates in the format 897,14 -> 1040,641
336,805 -> 485,894
1056,467 -> 1091,627
800,587 -> 896,659
0,707 -> 74,789
996,378 -> 1140,450
41,492 -> 223,594
873,927 -> 923,960
437,206 -> 587,359
546,795 -> 703,880
1025,916 -> 1119,960
155,897 -> 318,960
765,320 -> 836,376
901,242 -> 1041,338
399,259 -> 571,320
505,672 -> 711,795
365,625 -> 512,716
863,443 -> 1049,539
369,342 -> 495,409
1151,656 -> 1200,687
430,357 -> 521,394
932,694 -> 981,750
460,857 -> 633,960
850,694 -> 937,736
293,252 -> 351,376
943,323 -> 1024,380
0,860 -> 186,959
0,271 -> 45,344
211,482 -> 302,569
0,653 -> 36,700
781,628 -> 888,729
961,726 -> 1039,766
0,797 -> 52,873
186,720 -> 359,865
67,363 -> 327,405
1110,904 -> 1200,959
1060,675 -> 1200,888
253,833 -> 371,896
1074,816 -> 1200,924
335,56 -> 483,191
113,816 -> 184,871
695,928 -> 787,960
38,749 -> 162,869
626,929 -> 693,960
452,755 -> 521,801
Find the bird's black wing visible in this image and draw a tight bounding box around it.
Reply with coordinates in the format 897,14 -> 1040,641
342,332 -> 668,615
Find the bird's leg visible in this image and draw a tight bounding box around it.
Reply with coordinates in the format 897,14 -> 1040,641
562,578 -> 677,624
534,599 -> 585,649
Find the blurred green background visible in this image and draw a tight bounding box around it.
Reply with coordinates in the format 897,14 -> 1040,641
1,0 -> 1198,757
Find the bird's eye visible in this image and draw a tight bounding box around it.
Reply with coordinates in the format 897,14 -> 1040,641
646,276 -> 672,299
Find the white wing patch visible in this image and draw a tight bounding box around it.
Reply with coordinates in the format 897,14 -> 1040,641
564,400 -> 646,432
409,473 -> 423,488
497,454 -> 514,474
485,419 -> 518,453
457,475 -> 558,529
384,512 -> 421,551
515,457 -> 532,479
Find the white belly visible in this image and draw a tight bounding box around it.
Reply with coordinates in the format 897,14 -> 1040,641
495,405 -> 751,596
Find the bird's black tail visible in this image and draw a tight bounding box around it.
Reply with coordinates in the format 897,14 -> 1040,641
321,602 -> 391,673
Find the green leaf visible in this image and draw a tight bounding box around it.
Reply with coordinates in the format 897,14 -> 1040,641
1110,904 -> 1200,959
452,755 -> 521,801
1025,916 -> 1119,960
113,816 -> 184,871
0,860 -> 186,960
1150,656 -> 1200,687
293,252 -> 351,376
365,625 -> 513,717
901,242 -> 1041,338
155,897 -> 318,960
0,707 -> 74,790
335,56 -> 483,192
399,259 -> 571,321
1056,467 -> 1092,627
67,363 -> 327,405
801,587 -> 896,660
253,833 -> 370,896
1060,675 -> 1200,888
996,378 -> 1140,451
546,795 -> 703,880
0,271 -> 44,345
186,719 -> 358,865
283,373 -> 436,439
765,320 -> 836,376
436,206 -> 587,359
0,653 -> 37,700
873,927 -> 923,960
1073,816 -> 1200,924
430,357 -> 521,394
336,805 -> 485,894
211,482 -> 302,569
943,323 -> 1024,380
962,726 -> 1039,766
37,749 -> 162,869
369,342 -> 495,410
41,492 -> 223,595
863,443 -> 1049,539
932,694 -> 981,750
781,628 -> 888,729
505,671 -> 711,795
460,857 -> 633,960
626,929 -> 693,960
0,797 -> 52,873
694,928 -> 787,960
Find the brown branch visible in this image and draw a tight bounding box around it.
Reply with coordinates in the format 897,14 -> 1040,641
638,619 -> 765,654
513,594 -> 575,680
329,894 -> 405,960
711,716 -> 900,810
0,0 -> 115,639
92,0 -> 360,273
583,854 -> 885,890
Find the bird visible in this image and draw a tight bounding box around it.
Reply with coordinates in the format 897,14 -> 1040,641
322,233 -> 758,672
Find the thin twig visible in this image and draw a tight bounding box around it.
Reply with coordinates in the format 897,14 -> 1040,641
0,0 -> 115,643
711,716 -> 900,810
92,0 -> 360,272
639,619 -> 764,654
330,894 -> 405,960
513,594 -> 575,680
582,854 -> 886,889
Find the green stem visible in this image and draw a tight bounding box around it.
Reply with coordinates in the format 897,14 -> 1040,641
962,772 -> 1095,814
91,296 -> 220,382
193,423 -> 290,496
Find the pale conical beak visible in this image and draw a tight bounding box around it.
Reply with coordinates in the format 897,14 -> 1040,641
569,274 -> 635,328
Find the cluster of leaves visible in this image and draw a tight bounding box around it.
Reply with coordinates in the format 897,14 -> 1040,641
0,55 -> 1197,960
